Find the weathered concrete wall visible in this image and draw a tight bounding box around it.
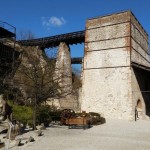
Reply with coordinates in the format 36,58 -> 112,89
86,11 -> 130,29
82,68 -> 133,119
81,11 -> 150,120
81,11 -> 134,120
131,14 -> 150,67
131,14 -> 150,119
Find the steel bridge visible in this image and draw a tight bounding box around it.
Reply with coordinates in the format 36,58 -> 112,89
0,25 -> 84,64
18,30 -> 85,49
17,30 -> 85,64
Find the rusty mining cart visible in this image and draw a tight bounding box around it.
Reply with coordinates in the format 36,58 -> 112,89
60,109 -> 105,129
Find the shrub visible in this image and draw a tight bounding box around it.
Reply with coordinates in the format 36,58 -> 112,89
36,105 -> 62,126
8,101 -> 62,127
36,105 -> 52,126
8,101 -> 33,126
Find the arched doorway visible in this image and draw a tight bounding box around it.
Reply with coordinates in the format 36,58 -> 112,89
137,99 -> 142,109
136,99 -> 143,120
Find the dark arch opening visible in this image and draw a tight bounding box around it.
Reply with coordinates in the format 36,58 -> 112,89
137,99 -> 142,109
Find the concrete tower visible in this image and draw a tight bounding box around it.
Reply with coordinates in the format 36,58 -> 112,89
81,11 -> 150,120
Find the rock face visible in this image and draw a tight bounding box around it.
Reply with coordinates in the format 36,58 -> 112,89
2,40 -> 47,103
2,40 -> 79,111
14,45 -> 48,102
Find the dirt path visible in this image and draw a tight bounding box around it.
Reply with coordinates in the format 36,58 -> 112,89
1,119 -> 150,150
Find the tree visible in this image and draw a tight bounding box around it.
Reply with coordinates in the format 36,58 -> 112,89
17,30 -> 36,40
1,31 -> 67,129
14,50 -> 63,129
72,67 -> 82,96
71,67 -> 82,110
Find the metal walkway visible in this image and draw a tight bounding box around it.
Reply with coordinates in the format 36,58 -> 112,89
18,30 -> 85,48
50,57 -> 82,64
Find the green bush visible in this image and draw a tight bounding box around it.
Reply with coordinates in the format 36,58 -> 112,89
8,101 -> 33,125
36,105 -> 52,126
8,101 -> 62,127
36,105 -> 62,126
49,109 -> 61,121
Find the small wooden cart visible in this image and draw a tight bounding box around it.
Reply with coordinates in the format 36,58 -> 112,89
66,116 -> 91,129
60,109 -> 104,129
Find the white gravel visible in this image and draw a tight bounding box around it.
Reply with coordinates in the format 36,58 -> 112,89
1,119 -> 150,150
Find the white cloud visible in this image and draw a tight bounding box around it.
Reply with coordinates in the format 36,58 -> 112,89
41,16 -> 66,29
50,16 -> 66,26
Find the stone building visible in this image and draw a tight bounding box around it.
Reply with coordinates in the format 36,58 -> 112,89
81,11 -> 150,120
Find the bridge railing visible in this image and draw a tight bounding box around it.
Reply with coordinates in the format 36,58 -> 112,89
17,30 -> 85,48
0,21 -> 16,38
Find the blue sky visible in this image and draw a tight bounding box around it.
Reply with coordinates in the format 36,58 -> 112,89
0,0 -> 150,37
0,0 -> 150,70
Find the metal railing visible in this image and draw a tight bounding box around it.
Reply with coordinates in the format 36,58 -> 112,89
18,30 -> 85,48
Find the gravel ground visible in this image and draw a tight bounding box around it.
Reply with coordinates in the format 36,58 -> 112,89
1,119 -> 150,150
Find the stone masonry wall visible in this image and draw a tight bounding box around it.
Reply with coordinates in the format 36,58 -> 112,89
81,11 -> 150,120
131,13 -> 150,67
81,11 -> 134,120
131,12 -> 150,119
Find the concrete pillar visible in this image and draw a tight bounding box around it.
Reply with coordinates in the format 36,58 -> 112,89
54,42 -> 79,111
55,42 -> 72,96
